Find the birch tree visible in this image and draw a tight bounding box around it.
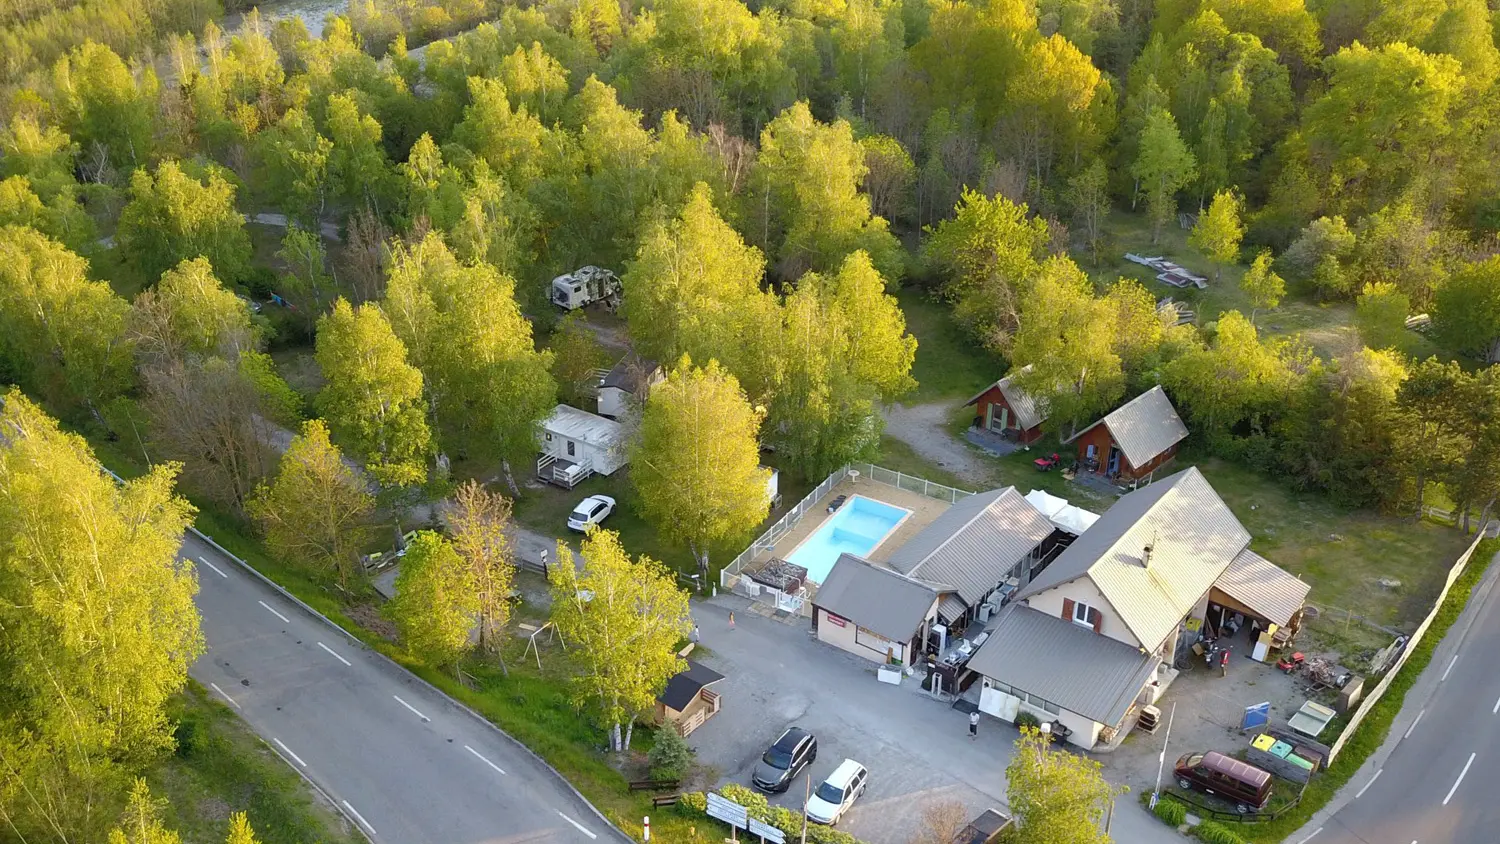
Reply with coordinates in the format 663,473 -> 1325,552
249,419 -> 375,587
385,531 -> 478,670
1005,727 -> 1120,844
0,225 -> 135,417
0,391 -> 201,840
1189,190 -> 1243,281
1131,108 -> 1196,243
315,298 -> 431,487
632,358 -> 770,584
445,479 -> 516,662
382,233 -> 555,494
549,530 -> 692,753
1010,256 -> 1123,436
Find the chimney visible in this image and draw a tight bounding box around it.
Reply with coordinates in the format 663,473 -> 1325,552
1142,543 -> 1154,568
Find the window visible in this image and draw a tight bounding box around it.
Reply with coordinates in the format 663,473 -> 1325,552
566,441 -> 576,457
1072,601 -> 1094,627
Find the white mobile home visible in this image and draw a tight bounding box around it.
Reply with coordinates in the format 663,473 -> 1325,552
537,405 -> 627,488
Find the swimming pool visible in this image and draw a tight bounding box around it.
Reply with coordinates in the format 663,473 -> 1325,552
786,495 -> 912,583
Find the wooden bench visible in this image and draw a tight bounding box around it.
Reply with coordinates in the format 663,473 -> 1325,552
651,794 -> 680,808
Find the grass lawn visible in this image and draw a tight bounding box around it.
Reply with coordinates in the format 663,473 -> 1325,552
1193,456 -> 1473,631
157,683 -> 361,844
506,457 -> 813,580
896,285 -> 1002,404
873,435 -> 976,491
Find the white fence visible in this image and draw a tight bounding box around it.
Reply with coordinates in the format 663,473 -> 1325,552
1326,523 -> 1491,763
721,466 -> 851,589
719,463 -> 975,592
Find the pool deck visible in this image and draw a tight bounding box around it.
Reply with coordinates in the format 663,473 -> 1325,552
744,477 -> 950,585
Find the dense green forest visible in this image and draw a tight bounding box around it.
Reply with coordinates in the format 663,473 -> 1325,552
3,0 -> 1500,518
6,0 -> 1500,839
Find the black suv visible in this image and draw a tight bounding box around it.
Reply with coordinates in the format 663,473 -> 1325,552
752,727 -> 818,792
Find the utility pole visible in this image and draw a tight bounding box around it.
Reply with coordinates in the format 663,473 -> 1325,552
800,772 -> 810,844
1151,701 -> 1178,809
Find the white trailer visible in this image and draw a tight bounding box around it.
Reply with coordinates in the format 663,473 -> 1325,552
537,405 -> 627,488
550,266 -> 622,311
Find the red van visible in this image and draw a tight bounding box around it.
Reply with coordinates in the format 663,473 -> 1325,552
1174,751 -> 1273,813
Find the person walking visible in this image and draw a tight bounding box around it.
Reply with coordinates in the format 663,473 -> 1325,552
1220,648 -> 1231,678
728,611 -> 735,630
690,624 -> 701,644
968,710 -> 980,740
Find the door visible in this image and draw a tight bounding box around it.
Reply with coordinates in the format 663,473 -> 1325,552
566,440 -> 576,457
999,406 -> 1010,431
1107,446 -> 1121,475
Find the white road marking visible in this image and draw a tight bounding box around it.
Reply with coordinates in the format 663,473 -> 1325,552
273,738 -> 307,767
393,694 -> 430,722
1443,752 -> 1476,805
259,600 -> 290,623
1493,695 -> 1500,715
342,800 -> 377,836
1405,709 -> 1426,739
1355,769 -> 1382,799
317,641 -> 352,666
209,682 -> 240,708
198,557 -> 228,578
557,812 -> 597,839
1295,828 -> 1322,844
465,744 -> 507,775
1442,654 -> 1459,682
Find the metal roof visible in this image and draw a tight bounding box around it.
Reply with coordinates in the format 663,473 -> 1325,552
886,487 -> 1054,609
966,606 -> 1161,724
657,660 -> 724,711
1069,385 -> 1188,468
601,353 -> 660,393
1213,548 -> 1311,627
542,404 -> 624,449
1017,467 -> 1250,651
814,554 -> 942,641
963,365 -> 1046,431
938,593 -> 968,623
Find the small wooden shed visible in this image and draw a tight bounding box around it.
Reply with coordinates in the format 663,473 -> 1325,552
655,660 -> 725,737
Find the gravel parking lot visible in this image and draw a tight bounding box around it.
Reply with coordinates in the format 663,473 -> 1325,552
685,595 -> 1173,844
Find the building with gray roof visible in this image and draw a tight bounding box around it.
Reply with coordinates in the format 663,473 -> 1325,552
885,486 -> 1057,624
812,554 -> 950,665
963,466 -> 1311,749
1067,385 -> 1189,482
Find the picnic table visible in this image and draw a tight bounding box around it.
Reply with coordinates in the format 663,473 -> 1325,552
1288,700 -> 1337,738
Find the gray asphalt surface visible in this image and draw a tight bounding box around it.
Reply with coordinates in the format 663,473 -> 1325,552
182,530 -> 631,844
1298,548 -> 1500,844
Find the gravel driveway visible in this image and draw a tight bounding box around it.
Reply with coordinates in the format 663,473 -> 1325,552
881,402 -> 994,487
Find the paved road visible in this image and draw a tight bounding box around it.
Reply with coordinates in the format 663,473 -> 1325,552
1299,549 -> 1500,844
182,530 -> 630,844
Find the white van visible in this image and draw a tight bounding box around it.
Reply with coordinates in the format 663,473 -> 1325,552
805,759 -> 868,825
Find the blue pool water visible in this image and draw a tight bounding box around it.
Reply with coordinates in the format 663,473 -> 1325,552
787,495 -> 912,583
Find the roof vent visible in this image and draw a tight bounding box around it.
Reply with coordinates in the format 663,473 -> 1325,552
1142,543 -> 1154,568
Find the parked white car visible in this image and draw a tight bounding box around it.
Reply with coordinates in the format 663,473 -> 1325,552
567,494 -> 616,532
805,759 -> 868,825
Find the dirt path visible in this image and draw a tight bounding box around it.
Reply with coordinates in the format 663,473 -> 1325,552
881,402 -> 993,487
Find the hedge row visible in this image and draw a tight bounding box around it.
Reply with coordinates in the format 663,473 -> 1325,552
678,785 -> 865,844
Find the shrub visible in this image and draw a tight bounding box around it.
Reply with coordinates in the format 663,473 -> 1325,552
677,791 -> 706,816
1015,710 -> 1041,731
647,726 -> 695,781
1153,797 -> 1187,826
1194,820 -> 1247,844
719,783 -> 770,813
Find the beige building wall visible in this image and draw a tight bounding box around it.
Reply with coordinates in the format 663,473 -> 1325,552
1025,579 -> 1141,649
815,607 -> 927,665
